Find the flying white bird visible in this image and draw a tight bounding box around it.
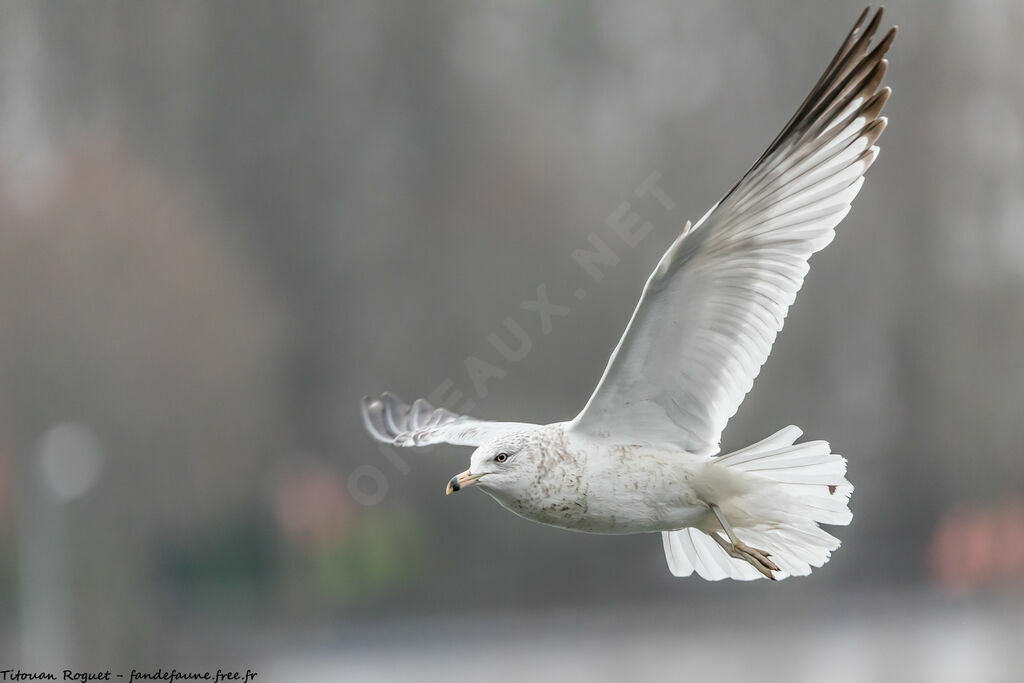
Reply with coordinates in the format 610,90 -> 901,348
363,7 -> 896,580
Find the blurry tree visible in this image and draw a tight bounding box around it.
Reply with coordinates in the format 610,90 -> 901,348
0,143 -> 285,664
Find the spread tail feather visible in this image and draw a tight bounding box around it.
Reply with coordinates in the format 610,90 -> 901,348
662,425 -> 852,581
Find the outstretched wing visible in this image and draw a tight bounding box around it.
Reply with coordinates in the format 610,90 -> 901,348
570,8 -> 896,455
361,393 -> 531,448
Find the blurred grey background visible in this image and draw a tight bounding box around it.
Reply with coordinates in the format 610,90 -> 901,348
1,1 -> 1023,681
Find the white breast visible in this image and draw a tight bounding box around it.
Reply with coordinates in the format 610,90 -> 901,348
487,437 -> 715,534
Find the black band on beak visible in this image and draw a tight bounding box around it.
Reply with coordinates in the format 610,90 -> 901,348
446,469 -> 481,495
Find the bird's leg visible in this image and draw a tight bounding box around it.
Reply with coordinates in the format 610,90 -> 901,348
709,503 -> 740,544
710,532 -> 776,580
708,503 -> 780,580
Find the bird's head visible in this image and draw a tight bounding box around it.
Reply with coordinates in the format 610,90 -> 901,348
445,430 -> 539,498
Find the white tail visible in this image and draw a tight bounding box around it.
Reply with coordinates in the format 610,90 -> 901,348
662,426 -> 853,581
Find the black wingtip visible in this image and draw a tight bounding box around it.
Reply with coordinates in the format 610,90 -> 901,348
863,7 -> 883,38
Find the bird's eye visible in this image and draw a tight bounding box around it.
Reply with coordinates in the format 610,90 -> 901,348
495,453 -> 509,463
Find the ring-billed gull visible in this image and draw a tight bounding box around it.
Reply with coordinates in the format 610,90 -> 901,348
363,7 -> 896,581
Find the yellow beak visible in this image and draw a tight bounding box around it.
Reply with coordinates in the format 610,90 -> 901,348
446,469 -> 484,495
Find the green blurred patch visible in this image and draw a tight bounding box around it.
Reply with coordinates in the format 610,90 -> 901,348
311,513 -> 427,603
156,511 -> 427,610
157,515 -> 277,609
